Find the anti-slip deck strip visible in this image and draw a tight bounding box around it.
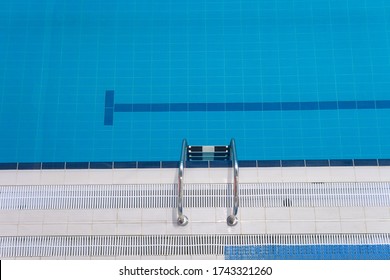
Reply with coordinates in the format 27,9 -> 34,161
0,182 -> 389,210
1,234 -> 389,258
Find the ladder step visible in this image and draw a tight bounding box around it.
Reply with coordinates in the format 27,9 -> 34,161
187,145 -> 230,161
188,146 -> 203,152
188,151 -> 229,156
188,146 -> 229,152
215,146 -> 229,152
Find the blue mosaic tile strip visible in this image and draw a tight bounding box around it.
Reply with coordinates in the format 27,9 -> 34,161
225,245 -> 390,260
354,159 -> 379,166
238,160 -> 257,168
113,161 -> 137,169
186,161 -> 209,168
305,160 -> 330,167
161,161 -> 179,168
210,160 -> 233,168
137,161 -> 161,169
18,163 -> 42,170
282,160 -> 305,167
65,162 -> 89,169
2,159 -> 390,170
42,162 -> 66,169
0,163 -> 18,170
329,159 -> 354,166
379,159 -> 390,166
257,160 -> 281,167
104,91 -> 390,126
89,162 -> 113,169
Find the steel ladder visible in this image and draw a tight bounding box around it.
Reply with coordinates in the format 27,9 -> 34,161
177,138 -> 239,226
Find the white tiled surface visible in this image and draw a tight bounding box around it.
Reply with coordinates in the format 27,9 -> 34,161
43,210 -> 69,223
0,210 -> 20,223
93,209 -> 117,222
16,171 -> 41,185
117,223 -> 142,235
2,206 -> 389,236
184,169 -> 210,183
240,207 -> 266,220
266,221 -> 291,233
290,208 -> 316,220
340,221 -> 366,233
118,208 -> 142,222
364,207 -> 390,219
1,166 -> 390,260
113,169 -> 138,184
137,169 -> 165,184
354,167 -> 381,182
166,221 -> 192,234
0,171 -> 17,185
379,168 -> 390,181
19,210 -> 46,223
306,167 -> 332,182
64,170 -> 90,184
257,167 -> 283,182
67,223 -> 92,235
265,208 -> 290,220
240,221 -> 267,234
329,167 -> 357,182
315,207 -> 340,220
42,224 -> 68,235
67,209 -> 94,222
366,221 -> 390,233
281,167 -> 307,182
40,171 -> 66,185
238,168 -> 258,183
315,221 -> 342,233
159,168 -> 177,184
209,168 -> 230,183
92,223 -> 117,235
0,224 -> 18,235
291,221 -> 316,233
18,224 -> 43,235
88,170 -> 114,184
1,166 -> 390,185
339,207 -> 365,219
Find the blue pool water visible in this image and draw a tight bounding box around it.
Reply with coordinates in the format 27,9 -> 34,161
1,0 -> 390,162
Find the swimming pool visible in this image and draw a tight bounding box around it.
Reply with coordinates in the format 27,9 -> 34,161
1,0 -> 390,162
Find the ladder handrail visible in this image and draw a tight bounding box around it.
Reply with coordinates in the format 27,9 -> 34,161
227,138 -> 239,226
177,139 -> 188,226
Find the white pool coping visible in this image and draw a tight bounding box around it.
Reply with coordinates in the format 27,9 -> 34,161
1,166 -> 390,185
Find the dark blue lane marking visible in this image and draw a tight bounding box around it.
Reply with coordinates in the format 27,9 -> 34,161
225,245 -> 390,260
104,90 -> 114,125
104,90 -> 390,125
